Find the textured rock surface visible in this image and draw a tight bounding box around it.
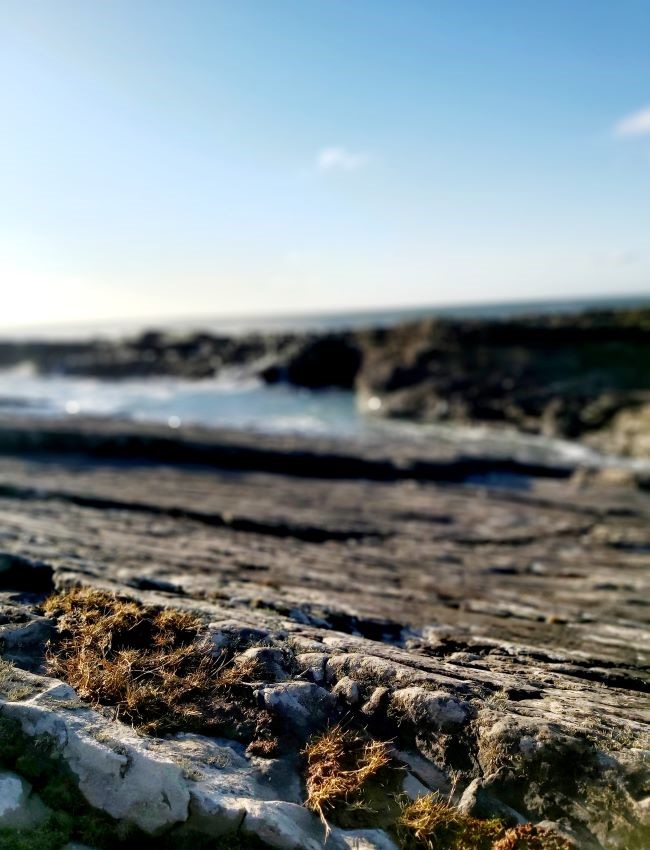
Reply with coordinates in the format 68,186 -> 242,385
0,419 -> 648,848
0,769 -> 50,828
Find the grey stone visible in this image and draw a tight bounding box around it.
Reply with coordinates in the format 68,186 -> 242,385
256,682 -> 335,731
391,687 -> 470,731
294,652 -> 328,683
241,799 -> 340,850
332,676 -> 361,705
0,617 -> 54,651
361,686 -> 390,717
458,778 -> 526,825
240,646 -> 288,682
337,829 -> 400,850
0,770 -> 50,829
3,686 -> 190,834
393,750 -> 448,794
402,772 -> 431,801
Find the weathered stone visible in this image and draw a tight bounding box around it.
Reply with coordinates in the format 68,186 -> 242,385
458,777 -> 526,825
0,617 -> 54,654
294,653 -> 328,683
391,687 -> 470,731
3,685 -> 190,834
402,772 -> 431,801
0,417 -> 647,849
240,646 -> 289,682
337,829 -> 400,850
361,686 -> 390,718
332,676 -> 361,705
240,799 -> 339,850
208,621 -> 271,647
393,750 -> 449,794
256,682 -> 335,732
0,769 -> 50,829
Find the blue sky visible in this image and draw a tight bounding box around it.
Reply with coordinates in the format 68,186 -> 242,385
1,0 -> 649,327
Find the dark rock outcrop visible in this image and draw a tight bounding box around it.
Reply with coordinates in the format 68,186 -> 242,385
355,309 -> 650,444
261,335 -> 362,389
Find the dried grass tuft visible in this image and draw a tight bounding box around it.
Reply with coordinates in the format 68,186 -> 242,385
492,824 -> 575,850
398,794 -> 574,850
215,657 -> 264,687
304,725 -> 391,829
42,588 -> 272,740
398,793 -> 502,850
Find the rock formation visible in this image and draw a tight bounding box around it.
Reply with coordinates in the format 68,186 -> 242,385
0,417 -> 648,849
1,308 -> 648,455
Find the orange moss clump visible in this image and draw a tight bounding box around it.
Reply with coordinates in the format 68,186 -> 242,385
398,794 -> 502,850
398,794 -> 574,850
42,587 -> 271,741
304,725 -> 391,827
492,823 -> 575,850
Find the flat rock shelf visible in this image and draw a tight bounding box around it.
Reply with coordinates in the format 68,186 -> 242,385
0,416 -> 648,850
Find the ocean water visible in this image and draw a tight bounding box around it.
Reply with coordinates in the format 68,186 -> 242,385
0,364 -> 362,437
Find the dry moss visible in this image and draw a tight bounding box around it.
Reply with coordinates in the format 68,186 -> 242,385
247,736 -> 280,758
215,656 -> 264,687
398,793 -> 502,850
304,725 -> 392,828
492,823 -> 575,850
0,658 -> 39,702
397,794 -> 574,850
42,588 -> 275,745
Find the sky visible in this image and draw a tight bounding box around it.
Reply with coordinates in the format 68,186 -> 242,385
1,0 -> 649,329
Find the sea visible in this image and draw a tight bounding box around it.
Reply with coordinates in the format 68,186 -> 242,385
1,294 -> 648,469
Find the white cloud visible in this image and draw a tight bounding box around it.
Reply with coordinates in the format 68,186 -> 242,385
317,146 -> 368,172
614,106 -> 650,137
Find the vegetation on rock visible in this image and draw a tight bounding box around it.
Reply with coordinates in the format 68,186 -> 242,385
42,588 -> 276,747
303,724 -> 392,827
397,794 -> 574,850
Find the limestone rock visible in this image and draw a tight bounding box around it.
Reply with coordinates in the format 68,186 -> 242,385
402,772 -> 431,801
0,769 -> 50,829
0,418 -> 648,849
256,682 -> 335,732
391,687 -> 470,731
3,684 -> 190,834
332,676 -> 361,705
294,653 -> 328,683
240,646 -> 289,682
458,777 -> 526,825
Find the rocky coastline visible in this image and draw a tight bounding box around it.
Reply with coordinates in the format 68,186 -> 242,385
1,308 -> 649,457
0,415 -> 648,849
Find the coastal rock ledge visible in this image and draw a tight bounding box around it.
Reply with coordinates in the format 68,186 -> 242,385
0,421 -> 648,850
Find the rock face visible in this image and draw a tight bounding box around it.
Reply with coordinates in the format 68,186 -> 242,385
0,418 -> 648,849
0,769 -> 50,829
0,333 -> 287,381
261,335 -> 362,389
355,309 -> 650,449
